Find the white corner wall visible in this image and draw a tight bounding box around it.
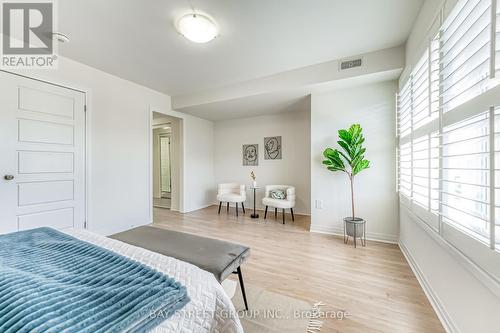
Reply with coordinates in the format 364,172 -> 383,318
310,81 -> 398,242
213,108 -> 311,214
8,56 -> 214,235
182,114 -> 215,213
397,1 -> 500,332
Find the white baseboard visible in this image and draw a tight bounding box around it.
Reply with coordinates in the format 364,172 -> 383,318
399,241 -> 460,333
309,224 -> 398,244
181,203 -> 214,213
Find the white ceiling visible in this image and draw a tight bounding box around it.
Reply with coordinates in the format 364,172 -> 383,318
58,0 -> 423,96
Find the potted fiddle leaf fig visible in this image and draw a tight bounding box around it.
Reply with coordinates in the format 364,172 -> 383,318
322,124 -> 370,239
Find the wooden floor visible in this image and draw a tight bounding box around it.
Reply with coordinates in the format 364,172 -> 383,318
153,206 -> 445,333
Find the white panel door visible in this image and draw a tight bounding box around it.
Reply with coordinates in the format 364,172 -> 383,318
0,72 -> 86,234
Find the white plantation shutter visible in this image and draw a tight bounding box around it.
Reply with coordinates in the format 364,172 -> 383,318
398,0 -> 500,279
430,36 -> 441,119
496,0 -> 500,74
495,108 -> 500,249
441,112 -> 491,242
398,142 -> 412,197
430,133 -> 440,214
412,136 -> 430,208
397,80 -> 412,137
412,53 -> 430,129
441,0 -> 492,112
408,132 -> 440,229
413,50 -> 440,129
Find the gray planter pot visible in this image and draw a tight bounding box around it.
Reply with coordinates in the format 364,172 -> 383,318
343,217 -> 365,237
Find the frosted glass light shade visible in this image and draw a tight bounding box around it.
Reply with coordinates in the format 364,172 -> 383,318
176,13 -> 218,43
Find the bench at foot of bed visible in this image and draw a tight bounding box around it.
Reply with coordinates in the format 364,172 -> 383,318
110,226 -> 250,311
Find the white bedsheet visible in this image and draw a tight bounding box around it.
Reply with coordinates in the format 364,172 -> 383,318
63,228 -> 244,333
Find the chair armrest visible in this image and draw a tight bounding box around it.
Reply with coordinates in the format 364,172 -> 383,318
264,185 -> 273,198
286,187 -> 296,205
239,185 -> 246,197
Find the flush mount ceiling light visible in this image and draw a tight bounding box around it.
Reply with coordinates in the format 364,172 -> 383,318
176,13 -> 218,43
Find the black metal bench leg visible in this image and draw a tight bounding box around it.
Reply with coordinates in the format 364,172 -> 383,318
242,203 -> 245,214
264,206 -> 268,219
236,203 -> 239,217
290,208 -> 295,222
227,202 -> 229,212
282,209 -> 285,224
275,208 -> 277,218
237,267 -> 248,311
218,202 -> 222,214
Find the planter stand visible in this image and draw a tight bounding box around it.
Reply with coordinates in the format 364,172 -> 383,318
343,217 -> 366,248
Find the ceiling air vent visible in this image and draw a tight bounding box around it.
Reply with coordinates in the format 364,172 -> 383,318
340,58 -> 363,70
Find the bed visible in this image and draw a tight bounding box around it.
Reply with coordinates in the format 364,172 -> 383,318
1,227 -> 244,333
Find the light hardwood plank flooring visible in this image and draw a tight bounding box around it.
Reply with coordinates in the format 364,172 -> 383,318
153,206 -> 445,333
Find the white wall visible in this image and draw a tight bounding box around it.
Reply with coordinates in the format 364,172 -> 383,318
8,55 -> 214,235
213,108 -> 311,214
310,81 -> 398,243
183,115 -> 215,212
397,1 -> 500,332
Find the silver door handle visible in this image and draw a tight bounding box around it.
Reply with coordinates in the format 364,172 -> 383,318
4,175 -> 14,181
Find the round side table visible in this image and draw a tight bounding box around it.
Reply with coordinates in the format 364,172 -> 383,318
343,217 -> 366,248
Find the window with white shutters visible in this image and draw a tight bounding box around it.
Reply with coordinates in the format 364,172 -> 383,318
397,0 -> 500,279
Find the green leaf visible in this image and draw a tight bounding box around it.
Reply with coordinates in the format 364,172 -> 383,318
351,155 -> 363,168
330,151 -> 345,168
338,129 -> 351,144
337,141 -> 351,155
337,150 -> 351,164
327,166 -> 345,172
323,147 -> 336,158
353,159 -> 370,175
349,124 -> 361,137
323,148 -> 346,172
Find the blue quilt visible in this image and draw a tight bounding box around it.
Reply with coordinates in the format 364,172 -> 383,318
0,227 -> 189,333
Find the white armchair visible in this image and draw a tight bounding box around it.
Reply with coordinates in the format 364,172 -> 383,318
217,183 -> 246,216
262,185 -> 295,224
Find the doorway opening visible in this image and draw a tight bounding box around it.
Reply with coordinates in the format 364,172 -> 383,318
152,112 -> 181,211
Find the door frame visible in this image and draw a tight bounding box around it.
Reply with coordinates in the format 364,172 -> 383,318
0,70 -> 90,230
148,107 -> 185,219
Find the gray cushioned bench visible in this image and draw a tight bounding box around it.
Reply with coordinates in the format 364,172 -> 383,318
110,225 -> 250,310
